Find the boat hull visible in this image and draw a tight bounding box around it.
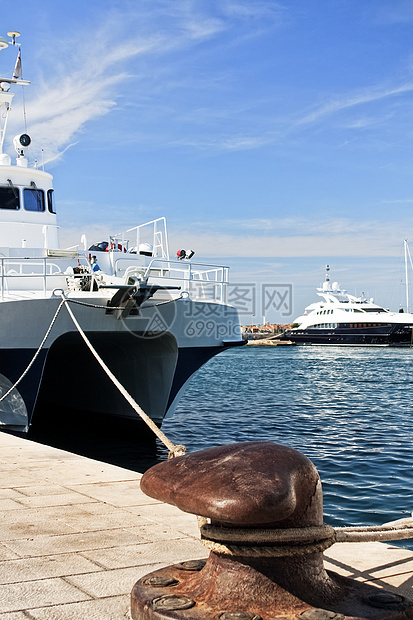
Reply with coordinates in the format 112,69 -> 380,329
0,295 -> 243,432
282,323 -> 413,346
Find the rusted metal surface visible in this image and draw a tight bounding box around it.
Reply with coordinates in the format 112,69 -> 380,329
132,442 -> 413,620
140,442 -> 321,527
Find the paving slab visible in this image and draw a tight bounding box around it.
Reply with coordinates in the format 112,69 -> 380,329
0,510 -> 78,540
25,594 -> 131,619
1,431 -> 413,618
66,564 -> 158,599
324,541 -> 413,598
0,553 -> 103,585
125,503 -> 201,537
65,480 -> 156,507
80,538 -> 208,570
0,576 -> 91,613
0,544 -> 20,562
4,528 -> 149,558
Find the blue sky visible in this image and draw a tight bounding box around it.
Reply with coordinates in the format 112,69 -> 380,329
2,0 -> 413,321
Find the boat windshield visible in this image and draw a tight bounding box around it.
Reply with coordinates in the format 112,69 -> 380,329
0,186 -> 19,209
23,188 -> 45,212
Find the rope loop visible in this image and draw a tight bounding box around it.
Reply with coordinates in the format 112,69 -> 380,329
199,523 -> 336,557
197,518 -> 413,558
200,537 -> 335,557
168,445 -> 187,459
200,523 -> 335,544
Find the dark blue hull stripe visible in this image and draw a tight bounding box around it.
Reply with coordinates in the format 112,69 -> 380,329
283,324 -> 413,346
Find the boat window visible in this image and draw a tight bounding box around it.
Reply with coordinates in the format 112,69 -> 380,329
23,188 -> 45,212
47,189 -> 56,214
0,186 -> 20,209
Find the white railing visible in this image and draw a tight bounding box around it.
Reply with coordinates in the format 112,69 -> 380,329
67,218 -> 169,259
0,256 -> 95,299
0,253 -> 230,305
111,217 -> 169,259
143,258 -> 229,304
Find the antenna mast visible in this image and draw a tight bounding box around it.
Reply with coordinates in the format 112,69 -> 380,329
404,240 -> 413,313
0,31 -> 30,155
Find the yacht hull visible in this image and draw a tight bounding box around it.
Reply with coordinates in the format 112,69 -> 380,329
282,323 -> 413,346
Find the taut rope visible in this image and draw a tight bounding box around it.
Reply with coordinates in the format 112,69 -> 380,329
60,294 -> 186,458
0,298 -> 65,405
198,518 -> 413,557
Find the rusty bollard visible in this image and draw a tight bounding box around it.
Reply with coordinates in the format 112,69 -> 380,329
131,441 -> 413,620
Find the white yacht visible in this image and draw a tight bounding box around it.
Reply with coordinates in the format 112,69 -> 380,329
0,32 -> 243,434
281,265 -> 413,346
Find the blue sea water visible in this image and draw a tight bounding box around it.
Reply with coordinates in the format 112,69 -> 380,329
161,345 -> 413,535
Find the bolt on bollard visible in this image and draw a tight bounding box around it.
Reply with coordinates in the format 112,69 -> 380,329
131,441 -> 413,620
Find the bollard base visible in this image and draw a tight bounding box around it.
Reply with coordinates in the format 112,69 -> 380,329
131,553 -> 413,620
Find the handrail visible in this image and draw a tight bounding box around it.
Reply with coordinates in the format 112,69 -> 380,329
113,217 -> 170,260
143,258 -> 229,303
0,255 -> 97,299
144,258 -> 229,281
111,256 -> 229,303
0,253 -> 230,304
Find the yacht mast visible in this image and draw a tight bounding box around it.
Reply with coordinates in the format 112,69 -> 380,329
404,239 -> 413,313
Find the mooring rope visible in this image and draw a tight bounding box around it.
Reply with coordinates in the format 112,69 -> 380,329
0,298 -> 65,405
60,294 -> 185,459
198,518 -> 413,557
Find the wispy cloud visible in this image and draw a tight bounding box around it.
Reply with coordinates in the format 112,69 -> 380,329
185,217 -> 409,241
382,198 -> 413,204
221,1 -> 287,21
6,35 -> 159,162
293,83 -> 413,128
4,1 -> 241,162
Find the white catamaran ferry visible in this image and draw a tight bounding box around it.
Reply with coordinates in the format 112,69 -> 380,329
0,32 -> 243,434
